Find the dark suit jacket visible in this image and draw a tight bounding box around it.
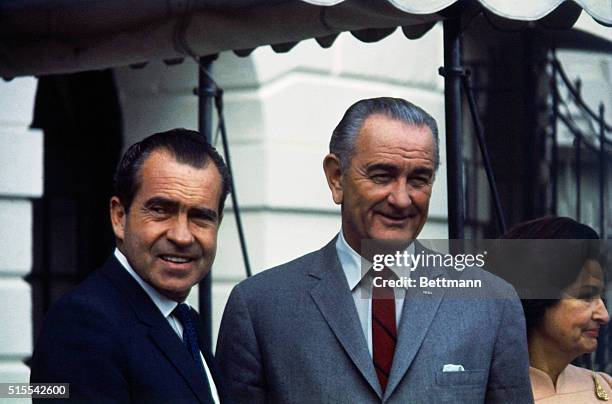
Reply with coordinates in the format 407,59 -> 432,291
30,255 -> 227,404
216,238 -> 533,403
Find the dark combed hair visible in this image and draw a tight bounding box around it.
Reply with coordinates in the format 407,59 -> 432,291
500,216 -> 601,331
114,128 -> 231,213
329,97 -> 440,172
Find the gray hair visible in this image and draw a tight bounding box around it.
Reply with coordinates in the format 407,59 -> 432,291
329,97 -> 440,172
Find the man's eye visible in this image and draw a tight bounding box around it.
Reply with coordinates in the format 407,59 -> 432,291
150,206 -> 167,215
371,174 -> 392,183
409,177 -> 430,186
191,213 -> 210,222
192,217 -> 215,227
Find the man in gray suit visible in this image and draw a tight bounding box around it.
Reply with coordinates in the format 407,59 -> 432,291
216,97 -> 532,403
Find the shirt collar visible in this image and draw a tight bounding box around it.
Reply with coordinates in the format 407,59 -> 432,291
335,229 -> 415,291
114,248 -> 179,318
335,230 -> 367,291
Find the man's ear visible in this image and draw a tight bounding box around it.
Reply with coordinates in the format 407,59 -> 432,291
110,196 -> 127,243
323,153 -> 343,205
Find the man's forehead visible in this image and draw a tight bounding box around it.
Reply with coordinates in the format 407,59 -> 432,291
358,115 -> 432,143
138,149 -> 175,180
139,149 -> 216,180
136,149 -> 221,202
142,148 -> 201,168
354,115 -> 434,160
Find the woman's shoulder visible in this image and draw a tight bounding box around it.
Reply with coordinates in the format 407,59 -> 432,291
595,369 -> 612,387
564,364 -> 594,379
570,365 -> 612,386
560,365 -> 609,389
565,365 -> 612,399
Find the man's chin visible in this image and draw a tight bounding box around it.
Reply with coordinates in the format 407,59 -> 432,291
154,285 -> 190,302
368,228 -> 418,242
148,275 -> 195,300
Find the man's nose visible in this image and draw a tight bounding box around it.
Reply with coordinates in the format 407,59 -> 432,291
593,298 -> 610,325
166,215 -> 194,246
387,181 -> 412,209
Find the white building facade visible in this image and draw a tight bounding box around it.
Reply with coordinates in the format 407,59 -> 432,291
0,16 -> 610,387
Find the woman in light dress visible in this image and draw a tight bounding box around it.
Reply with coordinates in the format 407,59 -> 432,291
501,216 -> 611,403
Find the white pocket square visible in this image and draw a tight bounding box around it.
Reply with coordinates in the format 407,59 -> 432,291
442,364 -> 465,372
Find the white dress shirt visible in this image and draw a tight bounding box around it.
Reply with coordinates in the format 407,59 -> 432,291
114,248 -> 220,404
335,231 -> 414,357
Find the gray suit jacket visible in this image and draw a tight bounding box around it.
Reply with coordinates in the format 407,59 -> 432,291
216,238 -> 533,403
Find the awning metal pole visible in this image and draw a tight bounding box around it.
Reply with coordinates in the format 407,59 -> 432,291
599,103 -> 607,239
550,59 -> 559,215
575,135 -> 582,222
442,18 -> 465,239
197,55 -> 217,346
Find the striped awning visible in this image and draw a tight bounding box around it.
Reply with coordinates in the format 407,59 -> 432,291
0,0 -> 610,77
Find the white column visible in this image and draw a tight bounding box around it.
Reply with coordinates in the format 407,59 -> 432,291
0,77 -> 43,385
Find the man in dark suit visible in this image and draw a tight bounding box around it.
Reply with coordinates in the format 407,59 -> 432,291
216,98 -> 533,403
31,128 -> 231,403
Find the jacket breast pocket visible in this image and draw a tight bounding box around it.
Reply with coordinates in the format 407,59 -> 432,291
435,370 -> 487,387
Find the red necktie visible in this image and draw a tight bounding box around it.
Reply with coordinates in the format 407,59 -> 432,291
372,268 -> 397,391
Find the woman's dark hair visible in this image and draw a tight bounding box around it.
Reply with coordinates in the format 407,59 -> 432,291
499,216 -> 601,331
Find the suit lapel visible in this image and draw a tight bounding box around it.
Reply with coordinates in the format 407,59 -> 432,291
308,239 -> 382,399
100,256 -> 213,403
383,244 -> 447,400
149,324 -> 214,403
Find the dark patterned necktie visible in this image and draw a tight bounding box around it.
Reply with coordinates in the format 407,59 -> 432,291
372,268 -> 397,392
172,303 -> 208,378
173,304 -> 215,402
